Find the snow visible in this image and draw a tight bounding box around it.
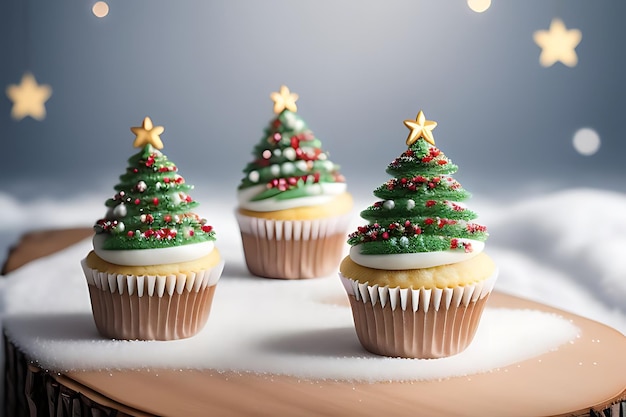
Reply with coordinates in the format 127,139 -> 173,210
0,187 -> 624,383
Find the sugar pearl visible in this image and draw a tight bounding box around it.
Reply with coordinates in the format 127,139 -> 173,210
248,170 -> 260,183
282,162 -> 295,175
295,160 -> 308,172
406,199 -> 416,210
383,200 -> 395,210
113,203 -> 127,217
283,148 -> 296,161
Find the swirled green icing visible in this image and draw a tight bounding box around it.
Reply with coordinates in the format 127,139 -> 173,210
94,144 -> 215,250
238,109 -> 345,201
348,136 -> 487,255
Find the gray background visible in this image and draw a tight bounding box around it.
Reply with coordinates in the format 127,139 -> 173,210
1,1 -> 625,249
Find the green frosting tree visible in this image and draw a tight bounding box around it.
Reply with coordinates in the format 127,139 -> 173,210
238,85 -> 345,202
348,111 -> 487,255
94,117 -> 215,250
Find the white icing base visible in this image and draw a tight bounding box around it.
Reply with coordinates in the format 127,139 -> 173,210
93,234 -> 214,266
349,240 -> 485,270
237,183 -> 347,212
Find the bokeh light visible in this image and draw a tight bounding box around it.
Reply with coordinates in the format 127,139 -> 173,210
572,128 -> 601,156
467,0 -> 491,13
92,1 -> 109,18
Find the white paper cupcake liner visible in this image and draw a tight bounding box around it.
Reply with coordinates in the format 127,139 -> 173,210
81,259 -> 224,341
80,259 -> 223,297
236,212 -> 352,279
339,271 -> 498,312
339,270 -> 498,359
235,211 -> 353,241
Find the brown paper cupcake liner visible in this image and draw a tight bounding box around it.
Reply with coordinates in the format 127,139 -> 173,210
236,213 -> 352,279
81,259 -> 224,341
339,271 -> 498,359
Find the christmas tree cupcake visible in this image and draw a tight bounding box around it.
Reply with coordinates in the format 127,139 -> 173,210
236,86 -> 353,279
339,110 -> 497,359
81,117 -> 224,340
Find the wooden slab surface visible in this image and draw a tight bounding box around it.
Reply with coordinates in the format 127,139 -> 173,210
3,228 -> 625,417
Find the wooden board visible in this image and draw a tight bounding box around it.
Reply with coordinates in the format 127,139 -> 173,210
3,228 -> 626,417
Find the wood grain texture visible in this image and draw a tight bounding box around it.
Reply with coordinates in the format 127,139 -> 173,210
3,228 -> 625,417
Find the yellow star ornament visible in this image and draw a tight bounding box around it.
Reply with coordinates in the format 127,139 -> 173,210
6,72 -> 52,121
270,85 -> 299,114
533,18 -> 582,68
403,110 -> 437,146
131,117 -> 165,149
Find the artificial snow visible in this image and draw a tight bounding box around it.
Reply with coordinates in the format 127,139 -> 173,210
0,187 -> 624,381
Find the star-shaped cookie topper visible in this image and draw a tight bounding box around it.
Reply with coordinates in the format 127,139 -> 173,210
270,85 -> 299,114
5,72 -> 52,121
131,117 -> 165,149
403,110 -> 437,146
533,18 -> 582,68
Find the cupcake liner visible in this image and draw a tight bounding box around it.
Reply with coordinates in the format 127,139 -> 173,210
339,271 -> 498,359
236,212 -> 352,279
81,259 -> 224,341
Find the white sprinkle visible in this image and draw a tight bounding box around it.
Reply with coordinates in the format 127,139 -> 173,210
283,148 -> 297,161
383,200 -> 395,210
281,163 -> 295,175
248,171 -> 260,183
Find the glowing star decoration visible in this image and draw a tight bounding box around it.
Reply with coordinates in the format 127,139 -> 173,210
403,110 -> 437,146
533,18 -> 582,68
270,85 -> 299,114
131,117 -> 165,149
5,72 -> 52,121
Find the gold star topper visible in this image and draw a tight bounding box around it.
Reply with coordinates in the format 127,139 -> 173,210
5,72 -> 52,121
131,117 -> 165,149
533,18 -> 582,68
403,110 -> 437,146
270,85 -> 299,114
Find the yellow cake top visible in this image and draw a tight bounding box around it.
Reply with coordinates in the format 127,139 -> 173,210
340,252 -> 496,289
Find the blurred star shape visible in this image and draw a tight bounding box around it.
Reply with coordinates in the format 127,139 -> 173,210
6,72 -> 52,121
533,18 -> 582,68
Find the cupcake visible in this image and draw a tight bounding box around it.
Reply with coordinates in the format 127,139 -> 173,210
81,117 -> 224,341
339,110 -> 497,359
236,85 -> 353,279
